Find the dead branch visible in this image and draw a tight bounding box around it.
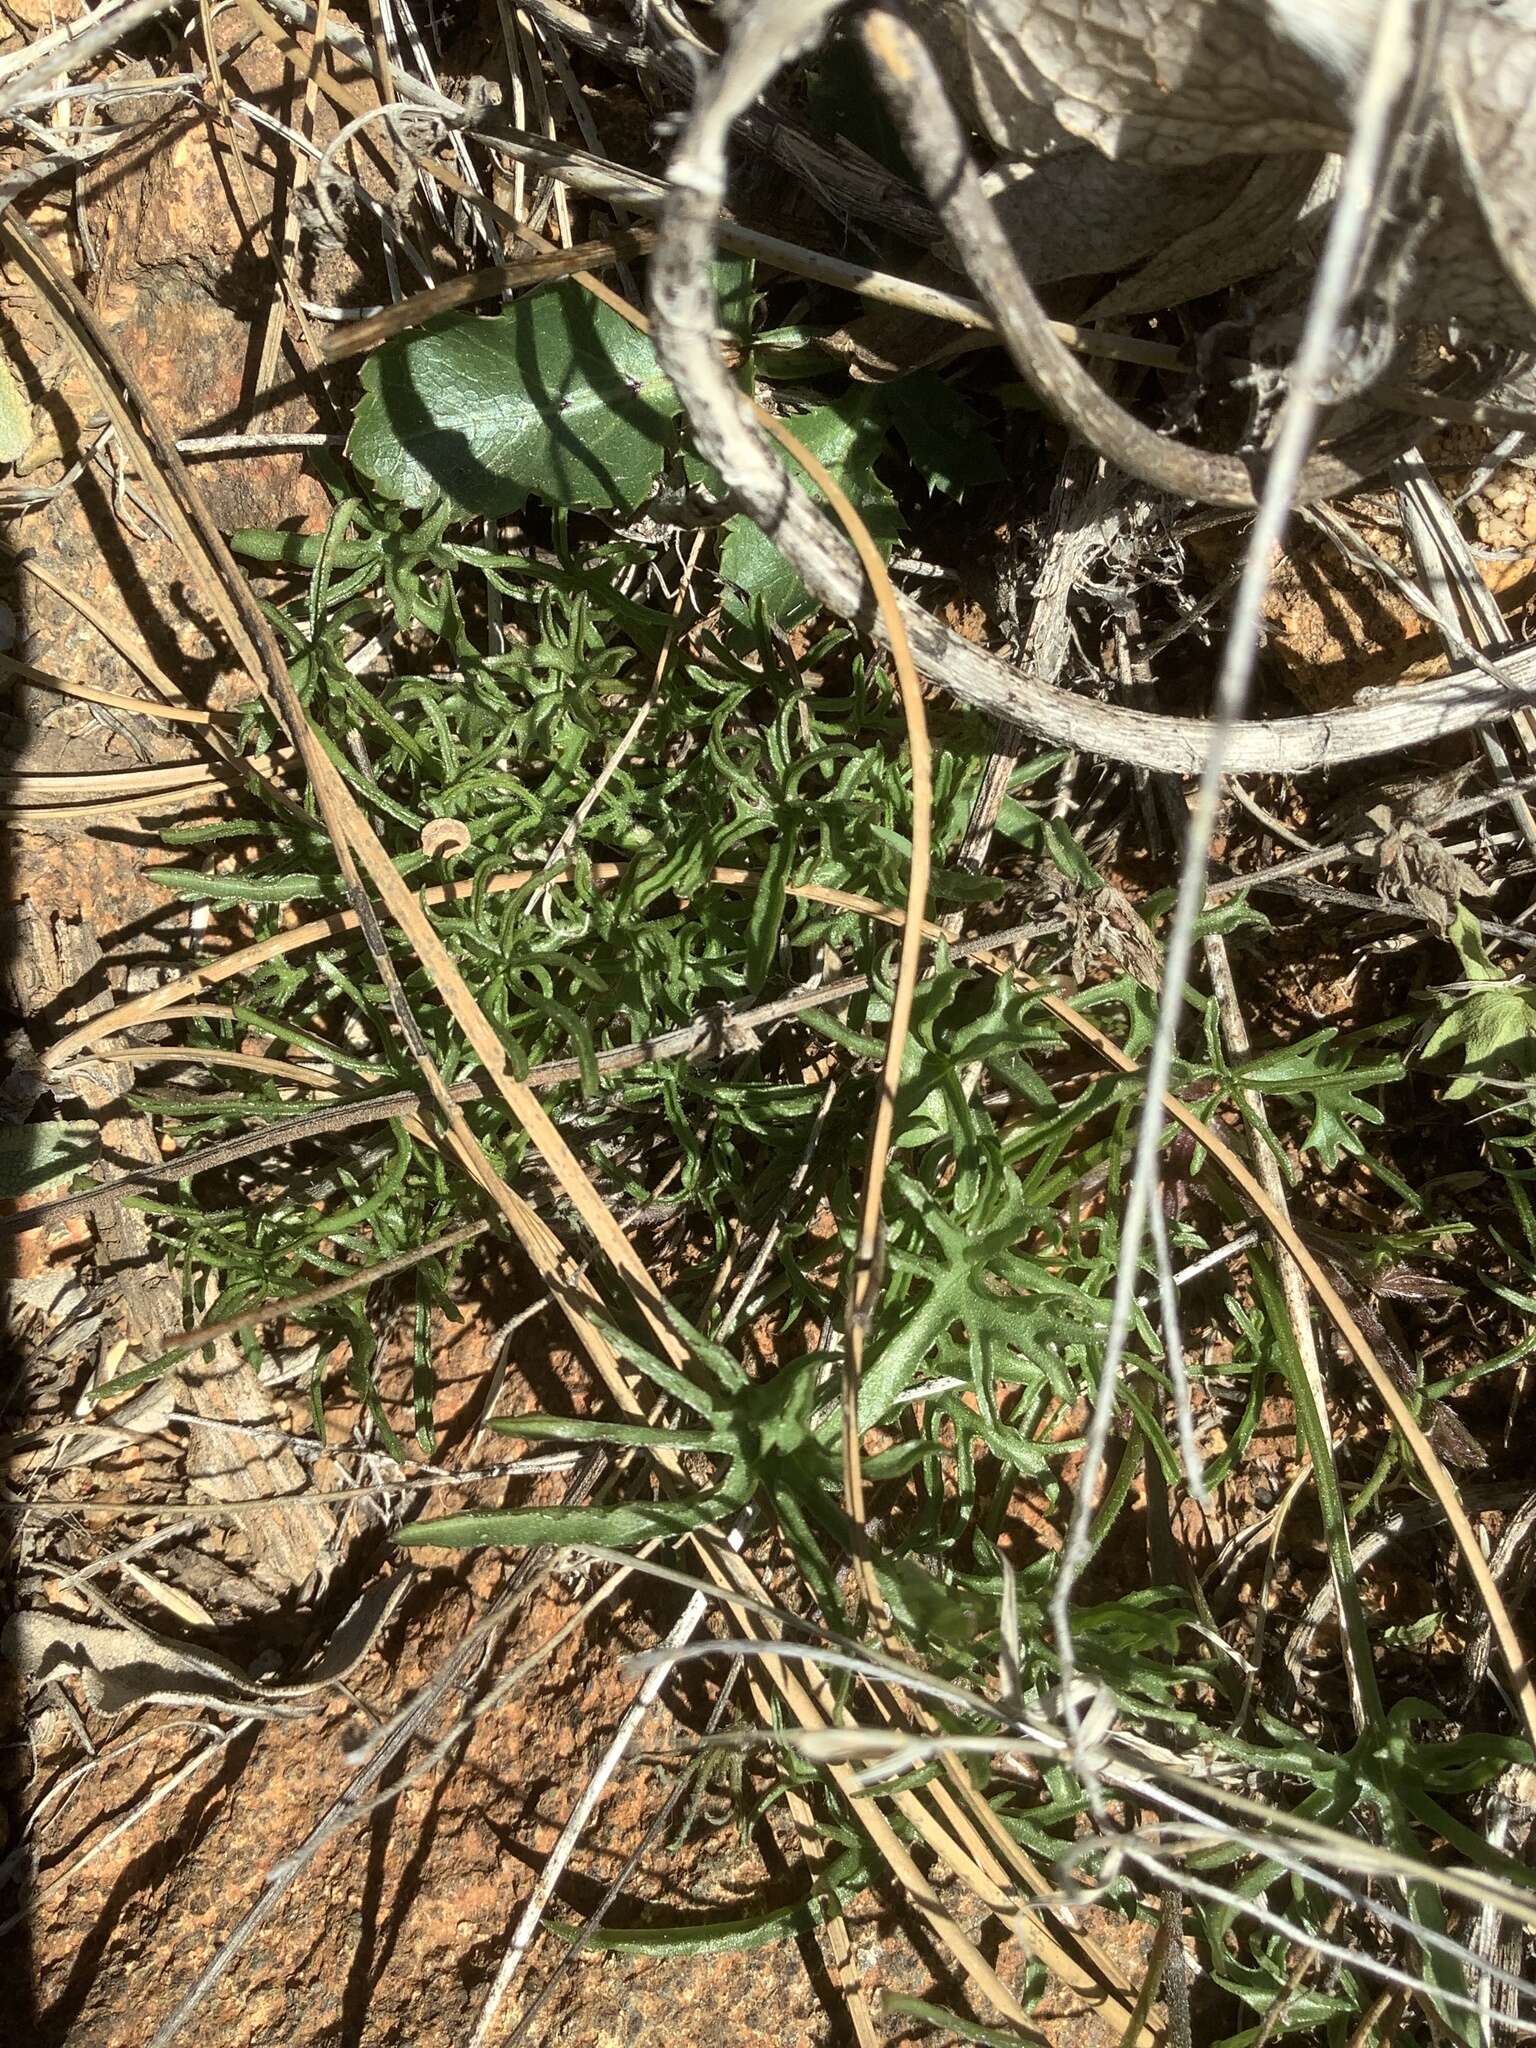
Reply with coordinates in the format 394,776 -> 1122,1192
649,0 -> 1536,776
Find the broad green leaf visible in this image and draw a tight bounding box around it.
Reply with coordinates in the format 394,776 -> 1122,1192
1447,902 -> 1500,981
876,370 -> 1004,497
992,793 -> 1046,848
0,1120 -> 98,1200
1298,1085 -> 1387,1168
1427,907 -> 1536,1094
349,283 -> 684,516
1212,1986 -> 1360,2048
1425,974 -> 1536,1097
720,395 -> 902,623
229,527 -> 375,568
1043,816 -> 1102,889
712,254 -> 760,337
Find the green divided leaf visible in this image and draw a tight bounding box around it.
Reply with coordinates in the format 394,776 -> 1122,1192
1235,1029 -> 1403,1171
856,1258 -> 969,1431
349,282 -> 684,516
720,394 -> 901,624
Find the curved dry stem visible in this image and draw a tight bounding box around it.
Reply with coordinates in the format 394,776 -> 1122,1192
860,14 -> 1428,513
756,411 -> 932,1609
649,0 -> 1536,776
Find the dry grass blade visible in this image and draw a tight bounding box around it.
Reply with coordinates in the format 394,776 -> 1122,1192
87,1042 -> 360,1090
319,226 -> 659,360
4,764 -> 234,800
680,1544 -> 1060,2035
0,0 -> 188,113
1,784 -> 227,822
0,650 -> 218,724
19,556 -> 194,708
